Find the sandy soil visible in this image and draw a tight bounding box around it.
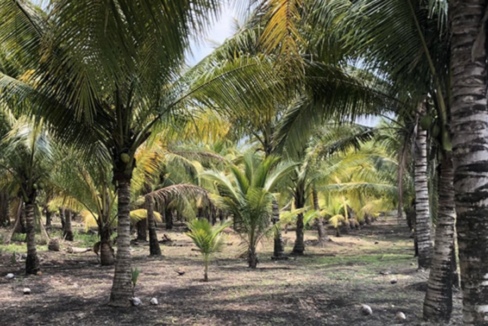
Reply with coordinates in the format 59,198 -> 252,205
0,218 -> 462,326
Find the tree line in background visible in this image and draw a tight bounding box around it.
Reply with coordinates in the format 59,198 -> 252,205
0,0 -> 487,325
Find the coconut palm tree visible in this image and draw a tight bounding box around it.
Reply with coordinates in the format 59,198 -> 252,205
335,0 -> 459,320
201,153 -> 296,268
449,1 -> 488,323
0,112 -> 52,274
0,0 -> 285,305
186,219 -> 231,281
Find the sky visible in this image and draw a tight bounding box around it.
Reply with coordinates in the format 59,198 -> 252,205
186,6 -> 236,66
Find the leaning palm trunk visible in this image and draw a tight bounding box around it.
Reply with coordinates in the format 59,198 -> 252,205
272,198 -> 286,259
6,200 -> 23,244
450,1 -> 488,323
25,194 -> 40,274
109,178 -> 133,306
146,196 -> 161,256
414,113 -> 433,269
423,152 -> 455,322
313,189 -> 328,246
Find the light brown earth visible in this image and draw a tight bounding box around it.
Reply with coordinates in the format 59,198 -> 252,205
0,218 -> 462,326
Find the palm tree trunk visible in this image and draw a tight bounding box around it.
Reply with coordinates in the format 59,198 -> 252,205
6,200 -> 23,244
450,1 -> 488,323
99,224 -> 114,266
45,207 -> 51,228
0,191 -> 10,227
59,208 -> 65,229
25,193 -> 40,275
110,178 -> 133,306
313,189 -> 328,246
146,196 -> 161,256
423,152 -> 455,322
272,198 -> 286,259
63,209 -> 73,241
136,219 -> 147,241
414,111 -> 433,269
293,212 -> 305,254
293,188 -> 306,255
248,244 -> 258,268
165,207 -> 173,230
204,258 -> 209,282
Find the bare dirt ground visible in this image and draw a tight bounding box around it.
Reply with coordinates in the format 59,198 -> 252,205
0,218 -> 462,326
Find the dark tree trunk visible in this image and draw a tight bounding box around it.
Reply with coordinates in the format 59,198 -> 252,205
0,191 -> 10,227
312,189 -> 328,246
450,1 -> 488,323
18,205 -> 27,234
45,207 -> 51,228
272,198 -> 286,259
414,107 -> 433,269
248,245 -> 258,268
292,188 -> 306,255
165,207 -> 173,230
136,219 -> 147,241
293,212 -> 305,254
25,193 -> 40,275
63,209 -> 73,241
59,208 -> 65,229
423,152 -> 455,322
99,225 -> 114,266
146,196 -> 161,256
110,178 -> 133,306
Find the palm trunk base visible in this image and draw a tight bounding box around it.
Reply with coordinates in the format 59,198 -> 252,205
109,177 -> 133,306
100,242 -> 115,266
25,254 -> 40,275
63,230 -> 74,241
248,248 -> 258,268
149,228 -> 161,256
136,219 -> 147,241
272,230 -> 287,259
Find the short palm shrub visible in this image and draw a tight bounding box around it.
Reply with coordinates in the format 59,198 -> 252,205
186,219 -> 231,281
201,153 -> 296,268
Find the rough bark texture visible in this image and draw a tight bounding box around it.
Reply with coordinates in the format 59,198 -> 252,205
293,212 -> 305,254
136,219 -> 147,241
109,179 -> 133,306
272,198 -> 286,259
292,189 -> 306,255
63,209 -> 73,241
313,189 -> 328,245
146,196 -> 161,256
99,225 -> 114,266
25,195 -> 40,275
423,152 -> 455,322
450,1 -> 488,323
248,245 -> 258,268
414,112 -> 433,269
